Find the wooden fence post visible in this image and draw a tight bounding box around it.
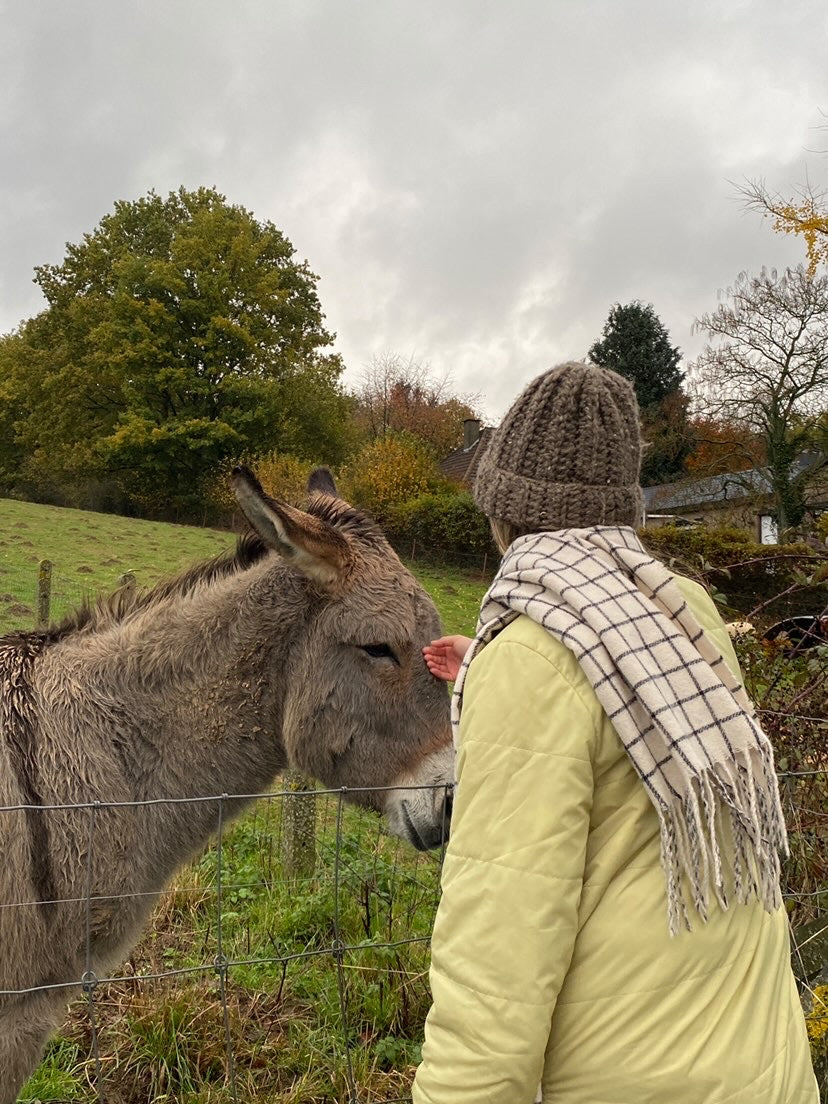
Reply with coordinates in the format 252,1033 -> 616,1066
37,560 -> 52,628
281,770 -> 317,878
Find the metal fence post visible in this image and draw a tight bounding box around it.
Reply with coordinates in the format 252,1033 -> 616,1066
281,770 -> 317,878
37,559 -> 52,628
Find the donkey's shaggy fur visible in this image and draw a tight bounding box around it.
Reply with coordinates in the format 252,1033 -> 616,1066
0,472 -> 453,1100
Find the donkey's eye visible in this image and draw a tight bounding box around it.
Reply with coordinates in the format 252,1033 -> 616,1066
359,643 -> 398,664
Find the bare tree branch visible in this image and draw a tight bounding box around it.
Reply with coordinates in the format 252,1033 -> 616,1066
690,267 -> 828,530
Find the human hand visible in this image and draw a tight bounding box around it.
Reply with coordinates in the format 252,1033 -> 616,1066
422,635 -> 473,683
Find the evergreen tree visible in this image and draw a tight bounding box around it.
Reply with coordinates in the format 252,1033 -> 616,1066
589,301 -> 683,408
589,301 -> 689,485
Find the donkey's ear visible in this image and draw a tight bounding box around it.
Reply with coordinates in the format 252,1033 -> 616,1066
231,467 -> 350,588
308,467 -> 338,497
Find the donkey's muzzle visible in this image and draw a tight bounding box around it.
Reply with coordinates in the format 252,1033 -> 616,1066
399,788 -> 452,851
386,743 -> 455,852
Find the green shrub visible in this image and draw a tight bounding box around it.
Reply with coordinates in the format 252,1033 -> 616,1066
339,434 -> 447,523
386,491 -> 495,558
641,524 -> 828,621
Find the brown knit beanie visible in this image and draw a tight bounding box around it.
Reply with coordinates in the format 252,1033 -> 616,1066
474,361 -> 643,532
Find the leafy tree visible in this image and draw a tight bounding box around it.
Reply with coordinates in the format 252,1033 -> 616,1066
692,266 -> 828,531
0,335 -> 27,491
741,178 -> 828,277
684,417 -> 766,477
0,186 -> 352,516
639,390 -> 692,486
354,353 -> 480,457
588,301 -> 689,484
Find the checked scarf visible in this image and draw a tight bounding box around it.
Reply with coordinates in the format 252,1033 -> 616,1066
452,526 -> 788,935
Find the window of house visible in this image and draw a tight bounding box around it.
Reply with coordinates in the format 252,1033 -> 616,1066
759,514 -> 779,545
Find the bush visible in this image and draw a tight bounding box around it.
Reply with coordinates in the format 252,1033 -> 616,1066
641,524 -> 828,621
210,451 -> 315,524
338,435 -> 447,523
386,491 -> 495,558
251,452 -> 315,505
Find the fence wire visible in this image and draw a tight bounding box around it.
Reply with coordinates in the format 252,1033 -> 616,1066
2,562 -> 827,1101
0,764 -> 825,1103
2,783 -> 450,1103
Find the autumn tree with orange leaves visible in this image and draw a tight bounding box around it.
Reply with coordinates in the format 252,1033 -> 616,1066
354,353 -> 481,457
684,417 -> 766,477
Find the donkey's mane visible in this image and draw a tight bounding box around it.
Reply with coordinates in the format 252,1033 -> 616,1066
4,493 -> 385,647
307,492 -> 386,548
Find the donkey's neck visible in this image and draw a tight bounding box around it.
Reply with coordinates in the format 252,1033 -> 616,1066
42,556 -> 306,804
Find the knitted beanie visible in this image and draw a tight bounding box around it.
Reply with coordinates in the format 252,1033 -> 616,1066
474,361 -> 643,532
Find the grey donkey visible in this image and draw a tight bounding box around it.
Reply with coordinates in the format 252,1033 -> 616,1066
0,468 -> 454,1100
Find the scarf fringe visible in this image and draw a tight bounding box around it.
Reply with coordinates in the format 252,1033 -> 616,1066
660,746 -> 788,936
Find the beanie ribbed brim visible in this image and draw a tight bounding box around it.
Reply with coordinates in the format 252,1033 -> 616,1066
475,464 -> 643,531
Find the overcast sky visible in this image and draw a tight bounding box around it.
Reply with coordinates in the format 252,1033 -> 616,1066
2,0 -> 826,420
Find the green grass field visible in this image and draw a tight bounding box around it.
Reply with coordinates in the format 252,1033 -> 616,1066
1,496 -> 485,1102
0,498 -> 235,636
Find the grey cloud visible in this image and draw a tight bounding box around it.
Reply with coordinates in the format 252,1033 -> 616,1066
1,0 -> 826,423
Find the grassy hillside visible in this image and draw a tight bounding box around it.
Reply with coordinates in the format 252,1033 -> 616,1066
0,498 -> 235,635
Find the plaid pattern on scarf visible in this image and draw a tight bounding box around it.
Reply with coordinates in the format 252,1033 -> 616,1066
452,526 -> 788,935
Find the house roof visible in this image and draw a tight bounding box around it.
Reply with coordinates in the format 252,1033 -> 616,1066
440,427 -> 494,487
644,468 -> 771,512
644,452 -> 824,513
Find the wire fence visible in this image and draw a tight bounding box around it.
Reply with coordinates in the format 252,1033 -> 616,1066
1,560 -> 827,1100
392,538 -> 496,580
0,760 -> 825,1103
2,783 -> 449,1103
0,559 -> 122,637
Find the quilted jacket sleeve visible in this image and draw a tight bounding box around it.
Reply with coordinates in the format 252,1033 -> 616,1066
412,635 -> 597,1104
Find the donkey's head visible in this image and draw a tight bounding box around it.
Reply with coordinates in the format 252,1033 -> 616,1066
232,466 -> 454,850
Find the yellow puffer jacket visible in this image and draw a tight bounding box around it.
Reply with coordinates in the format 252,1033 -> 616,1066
413,576 -> 817,1104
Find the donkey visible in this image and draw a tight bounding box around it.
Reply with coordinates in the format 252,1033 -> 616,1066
0,468 -> 454,1101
